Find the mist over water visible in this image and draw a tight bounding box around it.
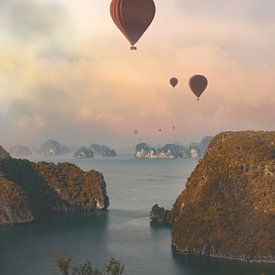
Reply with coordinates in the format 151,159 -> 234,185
0,157 -> 274,275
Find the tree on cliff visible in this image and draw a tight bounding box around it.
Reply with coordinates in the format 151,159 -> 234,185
53,254 -> 125,275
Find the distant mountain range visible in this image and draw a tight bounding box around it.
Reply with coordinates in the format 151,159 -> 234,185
7,140 -> 118,159
7,137 -> 212,159
135,136 -> 213,159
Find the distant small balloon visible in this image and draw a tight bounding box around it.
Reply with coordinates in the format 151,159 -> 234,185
189,75 -> 208,100
172,126 -> 176,130
170,77 -> 178,88
158,129 -> 162,132
134,130 -> 138,135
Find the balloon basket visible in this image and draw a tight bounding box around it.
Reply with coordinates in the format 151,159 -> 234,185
130,46 -> 137,50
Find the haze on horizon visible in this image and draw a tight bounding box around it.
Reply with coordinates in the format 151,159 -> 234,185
0,0 -> 274,148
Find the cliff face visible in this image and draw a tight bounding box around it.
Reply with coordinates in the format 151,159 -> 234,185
135,143 -> 188,159
150,204 -> 172,225
172,131 -> 275,263
0,175 -> 34,225
37,139 -> 71,155
90,144 -> 117,157
0,155 -> 109,225
0,146 -> 11,160
135,137 -> 212,160
74,147 -> 94,159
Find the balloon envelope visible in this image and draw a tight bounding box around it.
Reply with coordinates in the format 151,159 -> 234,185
189,75 -> 208,99
170,77 -> 178,88
110,0 -> 156,50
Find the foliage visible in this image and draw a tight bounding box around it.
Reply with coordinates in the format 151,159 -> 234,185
0,157 -> 109,224
54,254 -> 124,275
172,131 -> 275,261
53,254 -> 72,275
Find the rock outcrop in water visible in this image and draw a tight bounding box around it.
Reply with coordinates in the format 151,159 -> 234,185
172,131 -> 275,263
37,139 -> 71,155
90,144 -> 117,157
135,137 -> 212,160
0,147 -> 109,226
74,147 -> 94,159
150,204 -> 172,225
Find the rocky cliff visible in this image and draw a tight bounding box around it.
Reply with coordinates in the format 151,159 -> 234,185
172,131 -> 275,263
150,204 -> 172,225
135,140 -> 212,160
74,147 -> 94,159
0,146 -> 11,160
90,144 -> 117,157
0,148 -> 109,225
37,139 -> 71,155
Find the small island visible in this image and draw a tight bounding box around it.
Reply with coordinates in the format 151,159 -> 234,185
135,137 -> 212,160
150,204 -> 172,225
37,139 -> 71,155
90,143 -> 117,157
74,146 -> 94,159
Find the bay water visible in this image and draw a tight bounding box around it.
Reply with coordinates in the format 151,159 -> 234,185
0,157 -> 274,275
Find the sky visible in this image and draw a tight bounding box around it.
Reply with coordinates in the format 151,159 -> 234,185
0,0 -> 274,148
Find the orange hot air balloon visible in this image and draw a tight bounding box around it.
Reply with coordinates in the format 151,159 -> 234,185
189,75 -> 208,101
170,77 -> 178,88
110,0 -> 156,50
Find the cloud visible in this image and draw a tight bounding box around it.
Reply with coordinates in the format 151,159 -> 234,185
175,0 -> 275,21
0,0 -> 67,40
0,0 -> 274,147
16,114 -> 47,129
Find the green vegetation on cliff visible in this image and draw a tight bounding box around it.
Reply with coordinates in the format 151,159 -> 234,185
172,131 -> 275,263
0,148 -> 109,225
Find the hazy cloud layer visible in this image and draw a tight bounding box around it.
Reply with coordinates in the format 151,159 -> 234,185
0,0 -> 274,147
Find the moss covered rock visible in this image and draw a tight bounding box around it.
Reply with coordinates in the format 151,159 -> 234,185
172,131 -> 275,263
0,152 -> 109,225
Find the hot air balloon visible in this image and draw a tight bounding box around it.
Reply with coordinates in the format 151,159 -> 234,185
110,0 -> 156,50
134,130 -> 138,135
170,77 -> 178,88
158,129 -> 162,132
189,75 -> 208,101
172,126 -> 176,130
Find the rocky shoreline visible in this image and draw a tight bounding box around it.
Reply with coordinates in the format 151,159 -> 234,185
172,243 -> 275,264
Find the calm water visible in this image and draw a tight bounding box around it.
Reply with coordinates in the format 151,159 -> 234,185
0,156 -> 274,275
